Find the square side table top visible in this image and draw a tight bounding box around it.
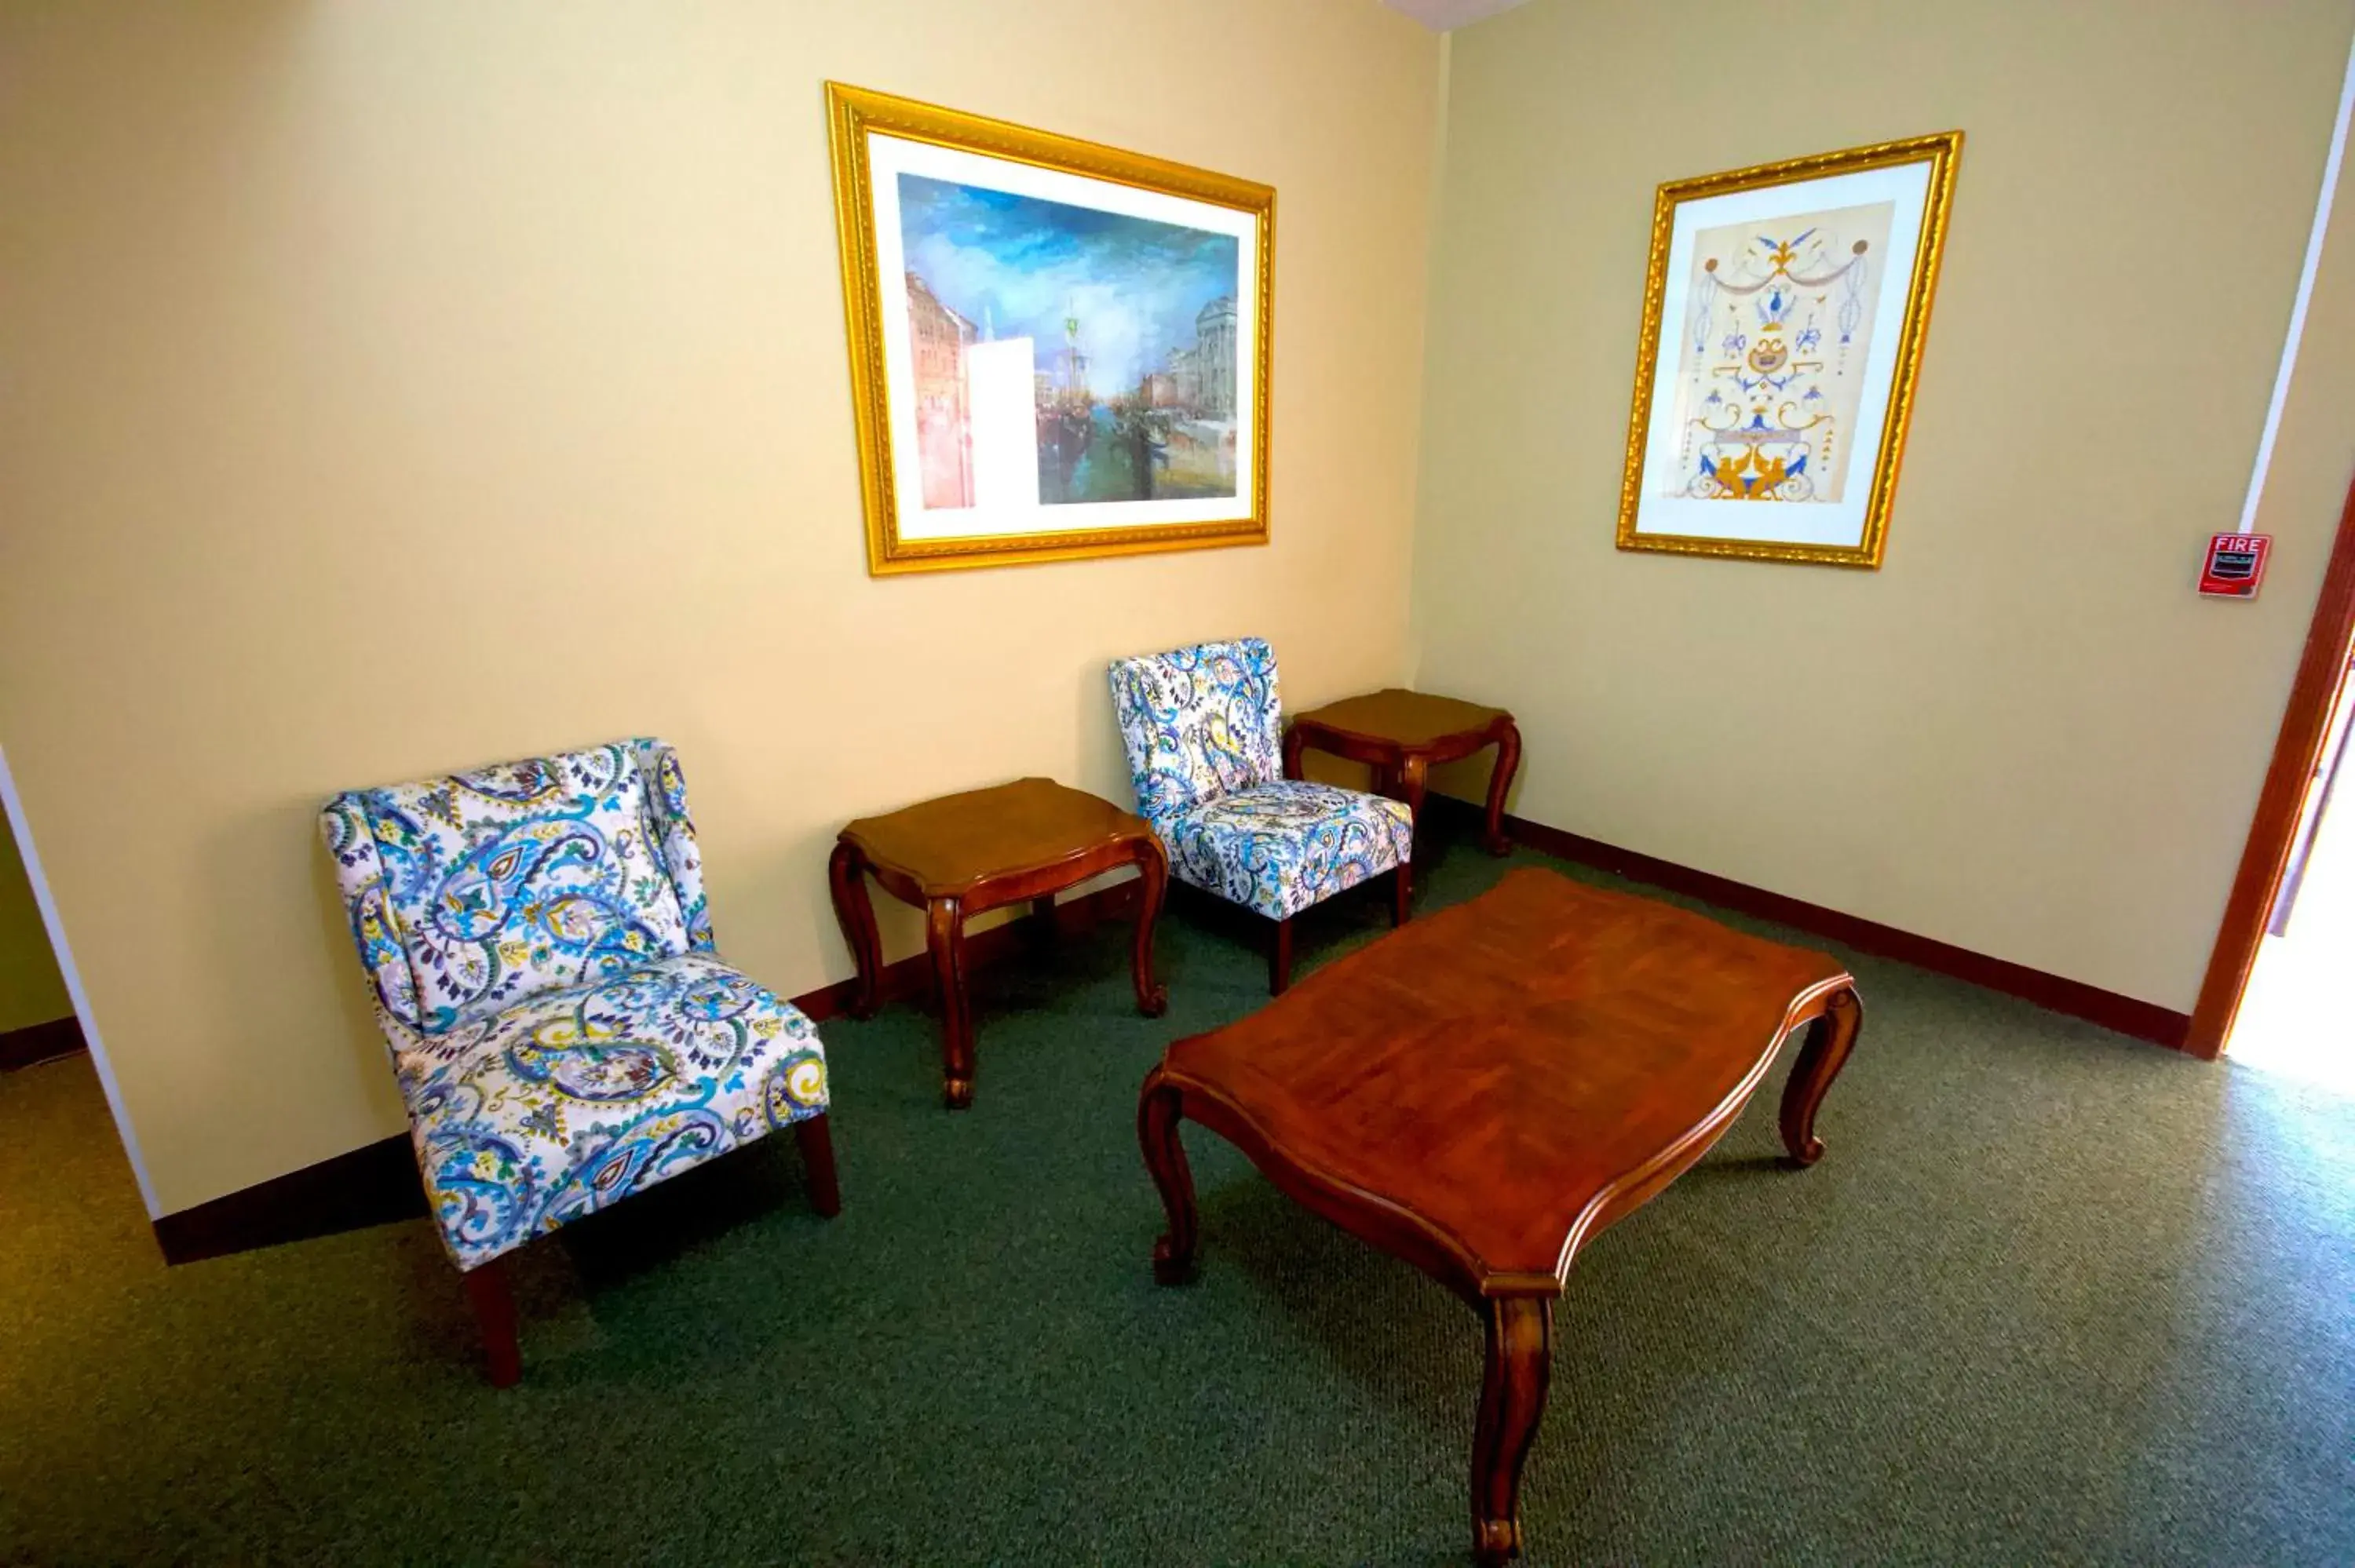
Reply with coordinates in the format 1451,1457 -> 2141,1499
838,776 -> 1150,897
1159,867 -> 1850,1283
1292,687 -> 1510,746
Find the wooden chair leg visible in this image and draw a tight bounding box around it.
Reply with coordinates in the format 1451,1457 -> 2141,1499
462,1256 -> 522,1389
795,1112 -> 843,1217
1269,915 -> 1294,996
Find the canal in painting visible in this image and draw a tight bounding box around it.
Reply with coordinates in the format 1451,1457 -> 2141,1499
1041,404 -> 1236,504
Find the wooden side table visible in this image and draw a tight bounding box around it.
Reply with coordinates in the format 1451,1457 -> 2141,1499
828,777 -> 1168,1109
1284,688 -> 1522,884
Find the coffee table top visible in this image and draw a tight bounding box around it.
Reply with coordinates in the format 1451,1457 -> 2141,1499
839,777 -> 1151,898
1291,687 -> 1510,748
1158,868 -> 1850,1293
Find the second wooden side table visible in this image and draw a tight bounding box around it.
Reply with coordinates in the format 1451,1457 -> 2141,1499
1284,688 -> 1522,892
828,777 -> 1168,1109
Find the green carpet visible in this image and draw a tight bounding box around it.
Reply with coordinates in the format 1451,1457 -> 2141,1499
2,824 -> 2350,1564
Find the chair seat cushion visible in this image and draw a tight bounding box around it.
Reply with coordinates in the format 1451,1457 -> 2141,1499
395,951 -> 827,1270
1163,780 -> 1414,922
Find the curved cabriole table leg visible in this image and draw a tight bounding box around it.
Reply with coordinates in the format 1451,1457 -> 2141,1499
1780,986 -> 1864,1165
1482,720 -> 1522,857
827,840 -> 884,1020
1137,1070 -> 1197,1285
926,896 -> 974,1110
1131,840 -> 1170,1018
1397,753 -> 1430,902
1471,1294 -> 1553,1565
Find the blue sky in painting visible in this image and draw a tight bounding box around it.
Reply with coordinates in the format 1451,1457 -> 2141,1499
897,173 -> 1239,397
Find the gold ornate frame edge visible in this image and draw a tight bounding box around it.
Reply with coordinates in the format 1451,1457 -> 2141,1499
1612,130 -> 1964,570
825,82 -> 1276,576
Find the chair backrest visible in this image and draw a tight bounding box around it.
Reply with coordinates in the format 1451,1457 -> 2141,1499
1107,637 -> 1283,830
319,738 -> 714,1035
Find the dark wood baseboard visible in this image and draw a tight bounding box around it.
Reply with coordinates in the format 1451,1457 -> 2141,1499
153,877 -> 1145,1264
155,1131 -> 426,1264
0,1015 -> 85,1072
1444,798 -> 2193,1052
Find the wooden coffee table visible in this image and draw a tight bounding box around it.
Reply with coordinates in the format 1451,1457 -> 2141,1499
1284,689 -> 1521,884
1136,868 -> 1861,1563
830,777 -> 1168,1108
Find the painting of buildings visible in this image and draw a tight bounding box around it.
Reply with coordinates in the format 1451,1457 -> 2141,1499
894,172 -> 1243,509
905,274 -> 977,509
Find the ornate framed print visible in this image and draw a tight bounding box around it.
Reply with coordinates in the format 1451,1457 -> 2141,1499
825,82 -> 1275,575
1616,132 -> 1962,568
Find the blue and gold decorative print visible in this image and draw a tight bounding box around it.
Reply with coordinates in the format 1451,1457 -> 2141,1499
1108,640 -> 1411,923
636,738 -> 715,954
1108,638 -> 1285,832
320,739 -> 827,1272
341,742 -> 696,1034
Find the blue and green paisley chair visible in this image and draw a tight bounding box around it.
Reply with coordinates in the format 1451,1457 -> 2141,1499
319,737 -> 838,1384
1108,639 -> 1413,994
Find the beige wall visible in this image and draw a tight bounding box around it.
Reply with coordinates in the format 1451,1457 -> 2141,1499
1415,0 -> 2355,1012
0,1 -> 1440,1212
0,808 -> 71,1036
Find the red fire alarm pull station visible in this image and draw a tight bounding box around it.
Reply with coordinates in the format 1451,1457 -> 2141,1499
2200,533 -> 2272,598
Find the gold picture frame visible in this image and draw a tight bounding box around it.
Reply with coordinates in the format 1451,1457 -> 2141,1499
1615,131 -> 1962,569
825,82 -> 1276,575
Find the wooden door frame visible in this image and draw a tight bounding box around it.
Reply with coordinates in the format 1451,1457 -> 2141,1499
2188,470 -> 2355,1059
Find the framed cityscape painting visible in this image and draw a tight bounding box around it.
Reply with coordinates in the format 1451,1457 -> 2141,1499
825,82 -> 1275,574
1616,132 -> 1962,568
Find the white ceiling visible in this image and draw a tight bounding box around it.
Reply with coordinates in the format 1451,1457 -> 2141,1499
1379,0 -> 1532,30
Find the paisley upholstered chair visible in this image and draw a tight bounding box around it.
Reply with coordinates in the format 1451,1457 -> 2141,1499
319,738 -> 838,1385
1108,639 -> 1414,994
